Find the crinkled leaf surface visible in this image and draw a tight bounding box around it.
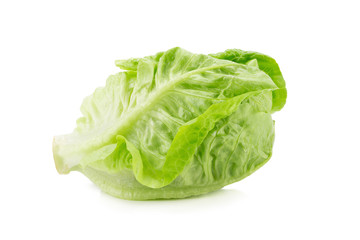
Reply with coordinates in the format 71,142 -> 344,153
53,47 -> 286,200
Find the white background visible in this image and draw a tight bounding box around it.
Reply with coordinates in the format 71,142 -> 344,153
1,0 -> 359,239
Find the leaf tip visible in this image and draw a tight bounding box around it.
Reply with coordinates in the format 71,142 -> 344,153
52,136 -> 70,174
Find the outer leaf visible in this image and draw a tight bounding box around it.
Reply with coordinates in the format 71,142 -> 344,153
82,91 -> 274,199
210,49 -> 287,112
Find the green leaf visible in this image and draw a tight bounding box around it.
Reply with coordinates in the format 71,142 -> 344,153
210,49 -> 287,112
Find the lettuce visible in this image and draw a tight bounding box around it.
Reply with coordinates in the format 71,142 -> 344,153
53,47 -> 286,200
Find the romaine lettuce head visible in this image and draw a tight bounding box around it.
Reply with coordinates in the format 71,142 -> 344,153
53,47 -> 286,200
